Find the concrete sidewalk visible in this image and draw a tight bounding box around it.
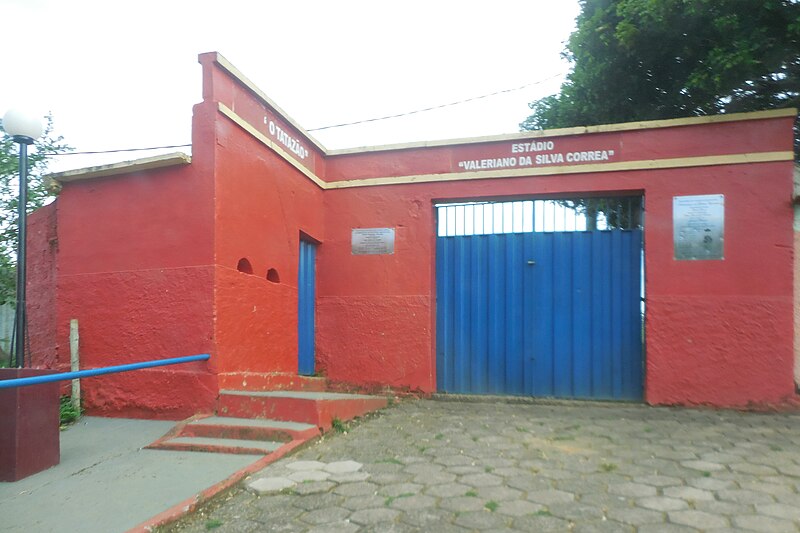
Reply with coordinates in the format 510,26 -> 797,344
0,417 -> 262,533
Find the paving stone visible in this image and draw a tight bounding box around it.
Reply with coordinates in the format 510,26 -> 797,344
730,462 -> 779,476
424,482 -> 471,498
399,508 -> 458,528
513,514 -> 572,532
454,510 -> 508,530
717,489 -> 776,505
305,522 -> 359,533
299,507 -> 351,525
388,493 -> 437,510
439,496 -> 486,512
609,482 -> 658,497
340,494 -> 386,510
687,477 -> 735,491
776,464 -> 800,477
291,492 -> 343,511
733,514 -> 798,533
379,482 -> 423,497
329,471 -> 371,483
435,454 -> 475,466
682,460 -> 726,472
692,499 -> 753,516
349,507 -> 401,526
637,524 -> 701,533
412,470 -> 456,485
246,476 -> 296,495
474,485 -> 522,501
446,465 -> 485,475
403,462 -> 443,475
322,460 -> 362,474
668,510 -> 729,529
494,499 -> 544,517
369,472 -> 411,485
333,481 -> 379,497
527,488 -> 575,505
288,469 -> 332,482
637,496 -> 690,512
663,485 -> 715,501
634,475 -> 684,488
547,502 -> 605,521
607,506 -> 665,526
755,502 -> 800,521
286,460 -> 327,471
507,474 -> 554,492
460,472 -> 503,488
573,519 -> 635,533
739,480 -> 795,497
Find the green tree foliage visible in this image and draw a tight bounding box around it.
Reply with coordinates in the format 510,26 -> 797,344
0,115 -> 71,304
522,0 -> 800,155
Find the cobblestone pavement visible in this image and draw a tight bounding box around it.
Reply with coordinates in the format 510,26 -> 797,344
163,399 -> 800,532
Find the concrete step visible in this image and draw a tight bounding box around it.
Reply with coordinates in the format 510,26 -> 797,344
218,372 -> 328,392
183,416 -> 319,442
151,436 -> 284,455
217,390 -> 388,430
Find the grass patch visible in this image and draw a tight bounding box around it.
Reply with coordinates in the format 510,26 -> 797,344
465,489 -> 478,497
434,433 -> 444,440
59,396 -> 81,426
701,471 -> 712,477
377,457 -> 404,465
769,444 -> 783,451
331,417 -> 346,433
536,509 -> 552,516
552,435 -> 574,441
485,500 -> 499,512
205,518 -> 223,530
600,462 -> 617,472
385,493 -> 414,506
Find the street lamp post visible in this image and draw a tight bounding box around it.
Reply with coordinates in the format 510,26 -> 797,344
2,109 -> 43,368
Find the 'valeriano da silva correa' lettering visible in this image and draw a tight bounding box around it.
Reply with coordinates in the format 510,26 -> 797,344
457,140 -> 617,171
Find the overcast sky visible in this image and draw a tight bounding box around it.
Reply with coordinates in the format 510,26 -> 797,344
1,1 -> 580,173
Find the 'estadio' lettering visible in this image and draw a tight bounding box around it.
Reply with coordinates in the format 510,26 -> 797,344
511,141 -> 555,153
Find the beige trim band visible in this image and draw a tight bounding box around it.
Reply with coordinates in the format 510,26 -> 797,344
218,103 -> 326,189
211,52 -> 796,157
213,53 -> 328,153
326,108 -> 798,155
325,151 -> 794,189
218,104 -> 793,189
50,153 -> 191,183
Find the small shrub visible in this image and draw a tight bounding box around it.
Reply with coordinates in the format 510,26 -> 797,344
331,417 -> 346,433
59,396 -> 81,426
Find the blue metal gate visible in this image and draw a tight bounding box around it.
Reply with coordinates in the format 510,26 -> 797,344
298,240 -> 317,376
435,199 -> 643,400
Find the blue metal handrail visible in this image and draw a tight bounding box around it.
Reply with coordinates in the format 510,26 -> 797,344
0,354 -> 210,389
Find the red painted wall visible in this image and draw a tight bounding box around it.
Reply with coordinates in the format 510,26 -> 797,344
26,98 -> 222,419
27,203 -> 59,370
25,51 -> 797,417
202,52 -> 326,389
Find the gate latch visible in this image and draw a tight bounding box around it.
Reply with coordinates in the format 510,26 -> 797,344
527,260 -> 536,265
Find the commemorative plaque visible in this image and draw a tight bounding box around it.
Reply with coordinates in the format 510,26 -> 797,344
351,228 -> 395,255
673,194 -> 724,260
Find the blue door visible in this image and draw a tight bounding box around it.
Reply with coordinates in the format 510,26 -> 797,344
436,199 -> 643,400
298,240 -> 317,376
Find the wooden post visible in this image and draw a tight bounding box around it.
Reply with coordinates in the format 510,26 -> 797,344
69,319 -> 79,411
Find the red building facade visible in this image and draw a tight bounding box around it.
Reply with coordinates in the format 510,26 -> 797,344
28,52 -> 798,418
